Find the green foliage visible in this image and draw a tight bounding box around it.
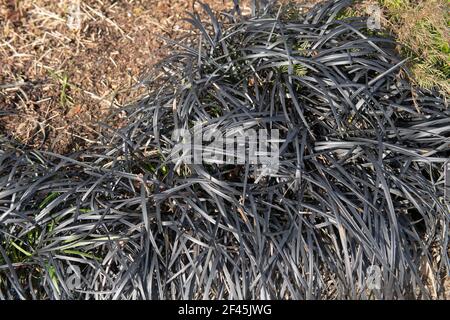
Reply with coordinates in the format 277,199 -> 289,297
336,7 -> 359,20
279,63 -> 308,77
48,70 -> 73,107
379,0 -> 450,94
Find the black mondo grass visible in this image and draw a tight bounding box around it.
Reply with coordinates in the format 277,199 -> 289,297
0,0 -> 449,299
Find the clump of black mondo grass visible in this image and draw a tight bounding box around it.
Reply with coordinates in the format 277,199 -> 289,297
0,0 -> 449,299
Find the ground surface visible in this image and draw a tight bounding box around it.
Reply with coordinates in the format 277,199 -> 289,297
0,0 -> 258,153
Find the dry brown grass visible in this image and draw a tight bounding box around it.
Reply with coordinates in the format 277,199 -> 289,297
346,0 -> 449,95
381,0 -> 449,94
